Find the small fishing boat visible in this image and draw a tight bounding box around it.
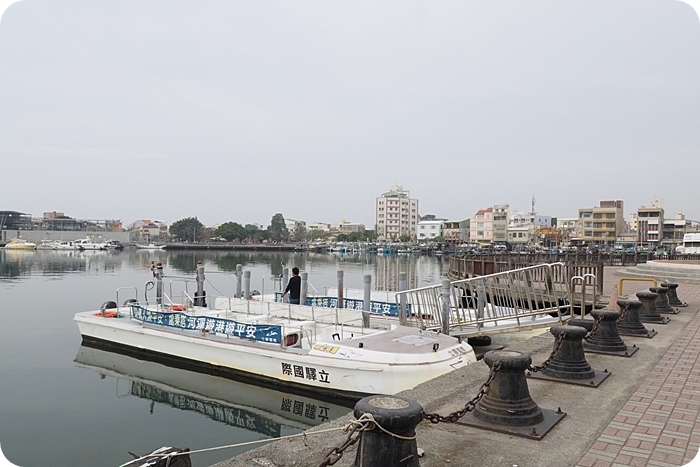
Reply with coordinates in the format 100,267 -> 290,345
74,264 -> 476,399
136,242 -> 166,250
74,238 -> 108,250
3,237 -> 37,250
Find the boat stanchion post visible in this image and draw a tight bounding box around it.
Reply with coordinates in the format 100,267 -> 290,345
337,270 -> 344,309
527,325 -> 611,387
583,309 -> 639,357
457,350 -> 566,439
661,282 -> 686,307
281,266 -> 288,302
616,299 -> 657,338
195,261 -> 206,307
347,395 -> 423,467
244,270 -> 251,299
300,271 -> 308,306
440,279 -> 451,336
650,286 -> 679,314
362,274 -> 371,328
235,264 -> 243,299
636,291 -> 670,325
155,261 -> 164,305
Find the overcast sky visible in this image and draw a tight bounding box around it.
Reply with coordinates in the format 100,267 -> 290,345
1,1 -> 699,229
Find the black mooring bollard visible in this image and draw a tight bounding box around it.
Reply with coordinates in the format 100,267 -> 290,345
650,286 -> 678,314
584,309 -> 638,357
351,395 -> 423,467
616,299 -> 657,338
636,291 -> 670,324
661,282 -> 686,307
458,350 -> 566,439
651,286 -> 673,313
528,325 -> 610,387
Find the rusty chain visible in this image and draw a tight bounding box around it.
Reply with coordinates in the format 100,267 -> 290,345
616,303 -> 629,324
318,418 -> 370,467
422,361 -> 502,424
584,314 -> 603,340
527,331 -> 566,373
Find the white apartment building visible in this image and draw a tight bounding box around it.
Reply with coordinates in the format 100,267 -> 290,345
375,186 -> 419,240
416,216 -> 446,241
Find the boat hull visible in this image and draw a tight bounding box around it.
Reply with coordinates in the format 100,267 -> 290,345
74,309 -> 474,400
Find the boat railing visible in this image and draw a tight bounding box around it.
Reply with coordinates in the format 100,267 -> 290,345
394,262 -> 572,337
166,278 -> 197,303
115,287 -> 139,315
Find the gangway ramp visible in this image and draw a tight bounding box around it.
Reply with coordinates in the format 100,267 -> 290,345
395,263 -> 583,338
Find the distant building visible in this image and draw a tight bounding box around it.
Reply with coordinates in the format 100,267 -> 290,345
492,204 -> 510,244
661,213 -> 691,248
577,200 -> 625,246
637,204 -> 663,247
510,211 -> 552,228
442,219 -> 469,244
128,219 -> 167,241
375,185 -> 419,240
557,218 -> 578,242
416,215 -> 446,241
470,207 -> 493,245
308,222 -> 331,235
508,224 -> 534,246
1,210 -> 129,244
335,220 -> 365,234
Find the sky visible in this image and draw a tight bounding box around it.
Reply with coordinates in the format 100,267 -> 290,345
1,1 -> 700,230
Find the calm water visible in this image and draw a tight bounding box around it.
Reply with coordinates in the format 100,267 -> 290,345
0,248 -> 447,467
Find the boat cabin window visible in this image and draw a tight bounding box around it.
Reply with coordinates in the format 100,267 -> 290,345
284,333 -> 300,347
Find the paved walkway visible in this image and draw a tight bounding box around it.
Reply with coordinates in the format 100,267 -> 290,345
576,268 -> 700,467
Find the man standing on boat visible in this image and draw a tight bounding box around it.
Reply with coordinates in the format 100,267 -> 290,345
282,267 -> 301,304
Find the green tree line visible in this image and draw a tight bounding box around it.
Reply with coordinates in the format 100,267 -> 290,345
169,214 -> 377,243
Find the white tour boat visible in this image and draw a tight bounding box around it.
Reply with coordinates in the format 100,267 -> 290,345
74,265 -> 476,399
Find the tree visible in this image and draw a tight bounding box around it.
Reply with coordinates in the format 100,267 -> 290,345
292,224 -> 307,242
267,213 -> 289,242
170,217 -> 205,242
215,222 -> 248,241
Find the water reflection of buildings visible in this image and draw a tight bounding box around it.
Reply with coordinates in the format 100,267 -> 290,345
374,255 -> 443,291
74,346 -> 353,437
0,249 -> 125,278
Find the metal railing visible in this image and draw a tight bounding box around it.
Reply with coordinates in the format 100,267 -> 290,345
395,263 -> 573,337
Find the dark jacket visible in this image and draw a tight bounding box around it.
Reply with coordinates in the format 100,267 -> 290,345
284,275 -> 301,299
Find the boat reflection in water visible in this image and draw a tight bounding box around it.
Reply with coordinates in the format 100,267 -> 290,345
73,346 -> 354,438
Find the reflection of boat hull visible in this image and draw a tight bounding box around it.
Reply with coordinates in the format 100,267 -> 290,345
74,345 -> 353,432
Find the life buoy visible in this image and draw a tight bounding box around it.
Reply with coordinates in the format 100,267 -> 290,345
171,304 -> 185,311
94,311 -> 119,318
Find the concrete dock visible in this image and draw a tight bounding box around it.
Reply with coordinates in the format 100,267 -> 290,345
212,266 -> 700,467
